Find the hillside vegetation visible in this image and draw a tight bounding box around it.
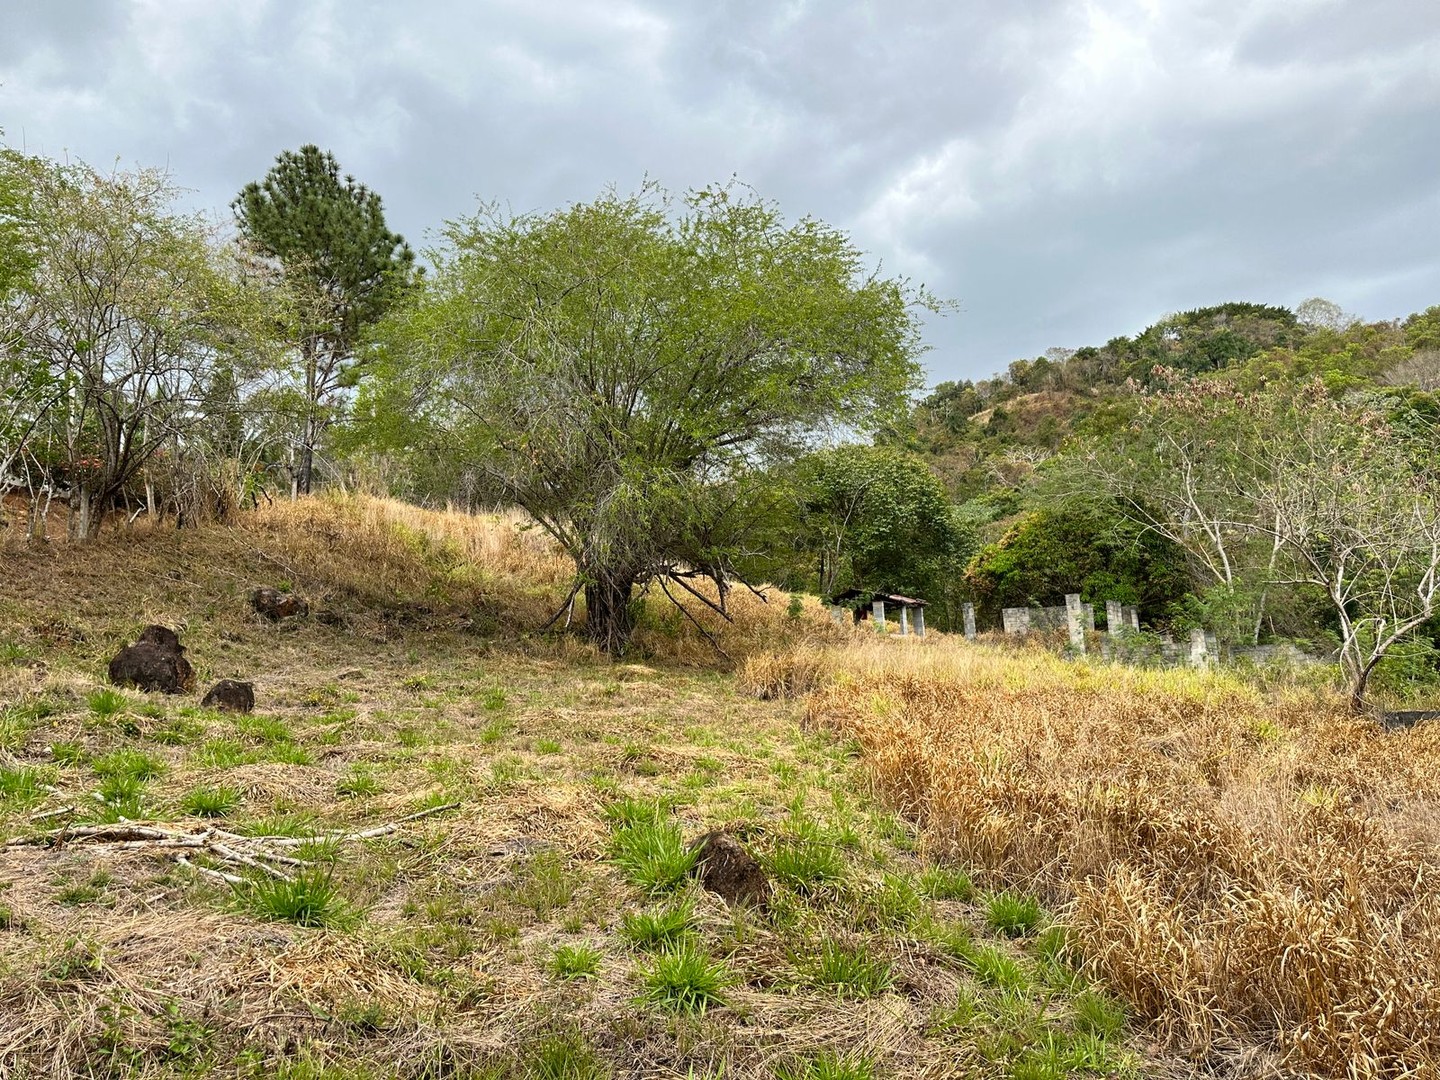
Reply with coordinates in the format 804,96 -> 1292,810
3,497 -> 1160,1080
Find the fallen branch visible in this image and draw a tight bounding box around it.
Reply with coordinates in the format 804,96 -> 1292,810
5,803 -> 463,885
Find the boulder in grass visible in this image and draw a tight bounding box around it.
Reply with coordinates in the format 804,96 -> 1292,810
201,679 -> 255,714
688,830 -> 770,907
251,587 -> 309,621
108,625 -> 195,694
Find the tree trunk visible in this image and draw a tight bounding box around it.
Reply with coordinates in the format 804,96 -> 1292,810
584,569 -> 638,654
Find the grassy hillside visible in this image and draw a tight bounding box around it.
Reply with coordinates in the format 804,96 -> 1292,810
1,498 -> 1153,1080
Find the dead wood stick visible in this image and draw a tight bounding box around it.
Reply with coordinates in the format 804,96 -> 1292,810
210,841 -> 294,881
175,854 -> 244,885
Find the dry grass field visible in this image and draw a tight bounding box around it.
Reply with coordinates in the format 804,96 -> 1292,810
750,639 -> 1440,1079
1,497 -> 1155,1080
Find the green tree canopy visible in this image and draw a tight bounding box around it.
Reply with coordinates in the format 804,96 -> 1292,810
796,444 -> 975,603
360,182 -> 932,651
233,144 -> 416,494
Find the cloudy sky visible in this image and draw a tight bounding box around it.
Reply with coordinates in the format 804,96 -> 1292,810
2,0 -> 1437,385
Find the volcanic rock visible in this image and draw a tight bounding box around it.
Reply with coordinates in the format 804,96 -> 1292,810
201,679 -> 255,714
251,587 -> 309,621
108,625 -> 195,694
688,830 -> 770,907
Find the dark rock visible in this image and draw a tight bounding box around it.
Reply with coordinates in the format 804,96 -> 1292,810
1382,710 -> 1440,730
201,679 -> 255,714
108,625 -> 195,694
688,830 -> 769,907
252,587 -> 309,621
137,624 -> 182,651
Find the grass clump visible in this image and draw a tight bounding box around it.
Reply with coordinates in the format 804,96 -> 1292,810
619,899 -> 696,950
87,688 -> 128,718
92,748 -> 165,783
919,864 -> 973,901
1072,988 -> 1127,1039
639,940 -> 730,1014
764,823 -> 847,894
0,764 -> 51,809
549,943 -> 602,980
986,891 -> 1044,937
336,767 -> 381,798
526,1029 -> 609,1080
240,868 -> 354,928
804,940 -> 893,998
179,785 -> 242,818
773,1051 -> 876,1080
969,943 -> 1030,992
608,812 -> 697,895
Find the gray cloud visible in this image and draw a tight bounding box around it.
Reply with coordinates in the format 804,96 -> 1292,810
2,0 -> 1436,384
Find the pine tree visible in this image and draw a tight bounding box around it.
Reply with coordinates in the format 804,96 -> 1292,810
233,145 -> 415,494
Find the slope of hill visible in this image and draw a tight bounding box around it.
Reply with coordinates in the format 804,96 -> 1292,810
1,497 -> 1156,1080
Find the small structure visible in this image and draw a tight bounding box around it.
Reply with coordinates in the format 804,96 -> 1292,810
829,589 -> 927,638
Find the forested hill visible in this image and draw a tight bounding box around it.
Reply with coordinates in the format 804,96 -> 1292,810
891,299 -> 1440,504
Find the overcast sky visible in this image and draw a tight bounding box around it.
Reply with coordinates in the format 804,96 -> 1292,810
2,0 -> 1437,385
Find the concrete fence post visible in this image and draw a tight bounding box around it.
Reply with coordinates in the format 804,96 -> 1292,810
1125,606 -> 1140,632
915,606 -> 926,637
1065,593 -> 1085,653
963,603 -> 976,641
829,606 -> 845,625
1106,600 -> 1123,635
1189,628 -> 1208,668
872,599 -> 886,633
899,605 -> 910,636
1205,631 -> 1218,664
1082,603 -> 1096,632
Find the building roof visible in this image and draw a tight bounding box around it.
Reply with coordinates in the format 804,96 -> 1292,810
830,589 -> 927,607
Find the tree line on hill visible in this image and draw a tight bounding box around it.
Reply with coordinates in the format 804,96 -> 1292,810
1,139 -> 1437,706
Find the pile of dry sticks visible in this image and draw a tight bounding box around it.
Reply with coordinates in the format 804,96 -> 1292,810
5,802 -> 461,884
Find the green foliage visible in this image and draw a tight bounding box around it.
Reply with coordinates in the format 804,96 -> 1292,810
549,943 -> 603,980
360,181 -> 931,651
964,503 -> 1190,623
87,689 -> 128,718
803,939 -> 893,998
788,444 -> 978,609
0,764 -> 51,809
92,748 -> 165,783
764,826 -> 848,894
180,785 -> 242,818
773,1051 -> 876,1080
240,868 -> 354,927
985,892 -> 1045,937
608,818 -> 698,895
918,864 -> 973,901
526,1029 -> 610,1080
619,900 -> 697,950
639,940 -> 730,1014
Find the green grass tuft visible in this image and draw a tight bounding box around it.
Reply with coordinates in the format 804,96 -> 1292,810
87,688 -> 128,718
0,764 -> 52,809
92,748 -> 165,783
608,817 -> 697,895
986,891 -> 1044,937
639,941 -> 730,1014
240,868 -> 354,927
549,943 -> 603,980
918,864 -> 974,901
619,899 -> 696,950
180,785 -> 242,818
804,940 -> 893,998
773,1051 -> 876,1080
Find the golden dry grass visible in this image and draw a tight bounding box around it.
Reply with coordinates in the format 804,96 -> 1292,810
770,636 -> 1440,1078
1,496 -> 1157,1079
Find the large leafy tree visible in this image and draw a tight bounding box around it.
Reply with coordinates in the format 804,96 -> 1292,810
362,183 -> 931,652
6,160 -> 259,538
796,444 -> 975,605
233,145 -> 416,495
